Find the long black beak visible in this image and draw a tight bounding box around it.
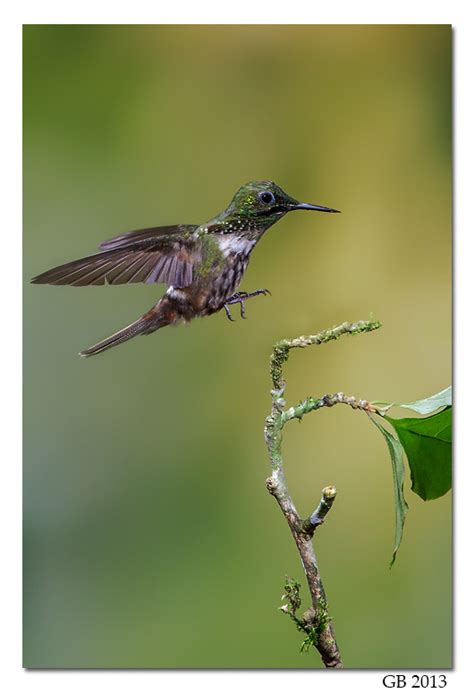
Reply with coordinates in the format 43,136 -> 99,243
293,202 -> 340,213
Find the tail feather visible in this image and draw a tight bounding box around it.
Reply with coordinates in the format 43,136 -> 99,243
79,313 -> 165,357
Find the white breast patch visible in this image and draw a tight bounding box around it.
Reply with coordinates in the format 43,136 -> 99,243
217,235 -> 255,257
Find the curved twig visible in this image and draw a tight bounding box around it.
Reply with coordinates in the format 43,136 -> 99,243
264,319 -> 381,668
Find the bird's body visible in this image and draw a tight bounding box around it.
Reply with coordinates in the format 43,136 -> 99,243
164,231 -> 257,319
32,181 -> 339,356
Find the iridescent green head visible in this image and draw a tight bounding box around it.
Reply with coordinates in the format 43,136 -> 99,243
213,180 -> 340,233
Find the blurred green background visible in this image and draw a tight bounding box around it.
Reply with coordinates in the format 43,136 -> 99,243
23,25 -> 451,669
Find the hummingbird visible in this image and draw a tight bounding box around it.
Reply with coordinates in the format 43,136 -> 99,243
32,181 -> 340,356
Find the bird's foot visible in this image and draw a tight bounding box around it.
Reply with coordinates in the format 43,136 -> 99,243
224,304 -> 235,321
224,288 -> 271,320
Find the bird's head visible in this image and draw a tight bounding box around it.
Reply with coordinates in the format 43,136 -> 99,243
216,181 -> 340,232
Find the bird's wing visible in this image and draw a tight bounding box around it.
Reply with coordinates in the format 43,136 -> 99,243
31,225 -> 200,288
98,224 -> 196,251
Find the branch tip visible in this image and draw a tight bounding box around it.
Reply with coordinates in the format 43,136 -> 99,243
302,485 -> 338,536
322,485 -> 337,500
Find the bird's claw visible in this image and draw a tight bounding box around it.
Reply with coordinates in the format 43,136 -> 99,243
224,288 -> 271,321
252,288 -> 271,297
224,304 -> 235,321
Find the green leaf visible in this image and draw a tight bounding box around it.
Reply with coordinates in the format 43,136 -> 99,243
372,386 -> 451,417
386,407 -> 452,501
370,415 -> 409,566
398,386 -> 452,415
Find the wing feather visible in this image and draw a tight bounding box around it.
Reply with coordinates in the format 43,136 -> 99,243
110,252 -> 150,284
32,224 -> 201,288
99,224 -> 197,251
134,254 -> 163,283
71,259 -> 124,286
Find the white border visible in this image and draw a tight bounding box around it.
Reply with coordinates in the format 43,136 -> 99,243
3,2 -> 472,691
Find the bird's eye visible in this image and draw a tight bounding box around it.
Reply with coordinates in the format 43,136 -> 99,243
259,191 -> 275,205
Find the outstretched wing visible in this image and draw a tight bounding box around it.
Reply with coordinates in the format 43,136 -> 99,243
98,224 -> 196,251
31,224 -> 199,288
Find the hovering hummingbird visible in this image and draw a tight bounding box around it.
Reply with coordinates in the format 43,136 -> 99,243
32,181 -> 340,356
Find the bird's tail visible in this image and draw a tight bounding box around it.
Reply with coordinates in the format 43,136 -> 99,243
79,309 -> 167,357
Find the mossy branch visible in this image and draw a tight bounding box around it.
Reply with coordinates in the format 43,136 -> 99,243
269,318 -> 381,393
264,318 -> 381,668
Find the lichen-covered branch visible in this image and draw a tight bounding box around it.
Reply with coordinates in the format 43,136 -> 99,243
264,318 -> 381,669
269,319 -> 382,393
282,392 -> 376,426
